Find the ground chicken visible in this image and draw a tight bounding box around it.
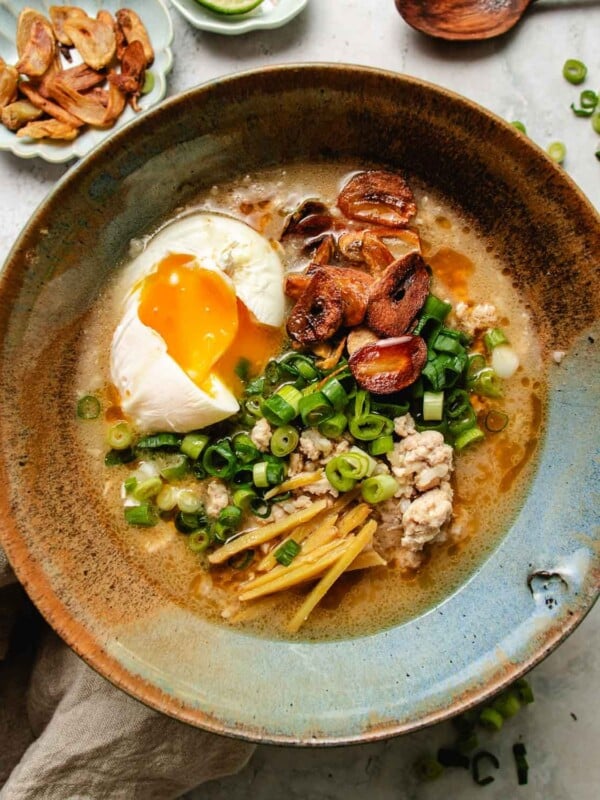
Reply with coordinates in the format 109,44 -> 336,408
299,428 -> 334,461
389,430 -> 453,493
401,486 -> 453,551
250,418 -> 272,452
455,301 -> 498,335
394,413 -> 416,438
204,479 -> 230,517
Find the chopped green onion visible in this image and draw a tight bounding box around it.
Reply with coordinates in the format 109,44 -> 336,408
562,58 -> 587,85
234,357 -> 252,382
76,395 -> 101,419
423,391 -> 444,421
483,328 -> 509,351
159,454 -> 189,481
137,432 -> 181,450
218,505 -> 242,530
329,452 -> 371,481
547,141 -> 566,164
264,359 -> 282,385
262,385 -> 302,426
371,400 -> 410,418
191,461 -> 206,481
445,388 -> 470,420
180,433 -> 209,461
232,465 -> 254,487
422,352 -> 467,390
232,432 -> 260,464
232,487 -> 257,510
479,707 -> 504,732
515,678 -> 534,705
511,121 -> 527,133
298,391 -> 333,426
123,476 -> 137,494
318,412 -> 348,438
244,396 -> 263,419
279,352 -> 319,381
472,751 -> 500,786
352,389 -> 371,418
249,496 -> 271,518
422,294 -> 452,321
133,476 -> 163,501
413,314 -> 442,342
592,109 -> 600,135
325,458 -> 357,492
369,435 -> 395,456
175,510 -> 206,534
124,503 -> 157,527
485,409 -> 509,432
414,416 -> 448,437
274,539 -> 301,566
492,690 -> 521,719
245,376 -> 265,396
432,328 -> 464,355
270,425 -> 299,457
349,413 -> 393,441
177,489 -> 203,514
454,426 -> 485,451
571,103 -> 594,118
107,421 -> 133,450
253,460 -> 284,487
105,447 -> 136,466
229,550 -> 255,569
413,755 -> 444,782
188,529 -> 211,553
321,378 -> 348,412
436,748 -> 470,769
467,353 -> 486,376
202,441 -> 237,479
361,474 -> 399,504
513,743 -> 529,785
156,484 -> 179,511
467,365 -> 502,398
141,70 -> 155,94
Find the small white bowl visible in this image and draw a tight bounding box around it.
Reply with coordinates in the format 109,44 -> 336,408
170,0 -> 308,35
0,0 -> 173,163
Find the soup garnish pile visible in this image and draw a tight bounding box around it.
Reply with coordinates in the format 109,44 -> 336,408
76,165 -> 542,637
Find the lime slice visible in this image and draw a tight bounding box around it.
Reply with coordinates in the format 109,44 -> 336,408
194,0 -> 265,15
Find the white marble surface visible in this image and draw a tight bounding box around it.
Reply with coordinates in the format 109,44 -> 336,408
1,2 -> 599,798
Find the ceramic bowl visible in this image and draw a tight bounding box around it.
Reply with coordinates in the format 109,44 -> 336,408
0,65 -> 598,744
0,0 -> 173,163
169,0 -> 308,34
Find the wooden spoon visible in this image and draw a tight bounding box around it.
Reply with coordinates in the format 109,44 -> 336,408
394,0 -> 536,41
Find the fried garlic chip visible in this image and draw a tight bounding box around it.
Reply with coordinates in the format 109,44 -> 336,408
108,40 -> 146,104
16,10 -> 57,77
63,15 -> 116,70
19,82 -> 84,128
17,118 -> 79,140
1,100 -> 43,131
49,6 -> 88,46
47,75 -> 125,128
0,58 -> 19,108
116,9 -> 154,66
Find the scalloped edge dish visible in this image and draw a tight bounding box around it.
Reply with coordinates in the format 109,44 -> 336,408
170,0 -> 307,34
0,0 -> 173,163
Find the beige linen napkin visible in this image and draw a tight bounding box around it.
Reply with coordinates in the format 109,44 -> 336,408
0,548 -> 255,800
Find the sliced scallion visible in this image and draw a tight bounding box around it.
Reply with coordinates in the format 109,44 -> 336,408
187,529 -> 211,553
105,448 -> 136,466
325,458 -> 356,492
232,432 -> 260,464
177,489 -> 203,514
515,677 -> 534,705
511,120 -> 527,133
485,409 -> 509,432
547,141 -> 566,164
249,496 -> 271,518
156,484 -> 179,512
436,748 -> 470,769
228,550 -> 255,569
274,539 -> 301,566
318,412 -> 348,438
349,413 -> 393,441
483,327 -> 509,351
141,70 -> 155,95
124,503 -> 157,527
218,505 -> 242,530
368,435 -> 395,456
107,421 -> 133,451
592,109 -> 600,135
232,487 -> 257,511
423,391 -> 444,421
361,474 -> 399,504
123,476 -> 137,494
137,432 -> 181,450
492,690 -> 521,719
262,384 -> 302,426
175,510 -> 206,534
454,426 -> 485,451
562,58 -> 587,85
479,707 -> 504,731
321,377 -> 348,412
76,395 -> 101,420
133,476 -> 163,501
413,755 -> 444,782
159,454 -> 189,481
180,433 -> 209,461
270,425 -> 299,457
202,441 -> 237,479
298,391 -> 333,427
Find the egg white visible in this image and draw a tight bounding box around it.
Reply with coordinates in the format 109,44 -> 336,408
110,212 -> 284,433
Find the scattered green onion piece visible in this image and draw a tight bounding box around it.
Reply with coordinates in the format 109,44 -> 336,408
232,487 -> 256,510
511,120 -> 527,133
513,743 -> 529,785
202,441 -> 237,480
159,454 -> 189,481
211,521 -> 230,543
472,751 -> 500,787
422,352 -> 467,391
422,294 -> 452,321
436,748 -> 470,769
253,462 -> 269,488
371,400 -> 410,418
141,70 -> 155,94
454,426 -> 485,451
245,376 -> 265,396
445,388 -> 470,420
334,452 -> 371,480
570,103 -> 594,118
547,141 -> 566,164
264,359 -> 282,385
361,474 -> 399,504
432,328 -> 464,355
413,755 -> 444,782
298,391 -> 333,427
274,539 -> 301,566
133,476 -> 163,501
156,484 -> 179,512
124,503 -> 157,527
218,505 -> 242,530
321,378 -> 348,412
515,678 -> 535,705
249,496 -> 271,518
267,461 -> 285,485
349,413 -> 393,441
413,314 -> 442,342
262,385 -> 302,426
191,461 -> 206,481
485,409 -> 509,433
177,489 -> 203,514
493,690 -> 521,719
107,421 -> 133,450
76,395 -> 101,420
318,412 -> 348,438
562,58 -> 587,85
105,447 -> 136,466
467,366 -> 503,398
137,432 -> 181,450
270,491 -> 292,504
123,476 -> 137,494
234,357 -> 251,382
352,389 -> 371,418
244,396 -> 263,419
232,432 -> 260,464
175,510 -> 206,534
188,530 -> 211,553
325,458 -> 357,492
369,435 -> 395,456
270,425 -> 299,457
484,327 -> 509,351
232,465 -> 254,487
279,352 -> 319,381
467,353 -> 486,377
414,416 -> 449,437
456,733 -> 479,754
592,109 -> 600,135
180,433 -> 209,461
423,390 -> 444,421
479,707 -> 504,732
229,550 -> 255,570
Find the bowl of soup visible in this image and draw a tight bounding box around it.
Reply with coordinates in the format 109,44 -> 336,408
0,65 -> 598,743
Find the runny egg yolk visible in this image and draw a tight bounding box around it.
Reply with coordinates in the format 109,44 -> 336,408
137,253 -> 282,396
